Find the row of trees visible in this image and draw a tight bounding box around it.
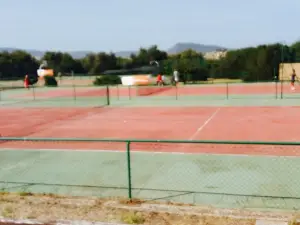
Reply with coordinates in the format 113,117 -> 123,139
1,42 -> 300,82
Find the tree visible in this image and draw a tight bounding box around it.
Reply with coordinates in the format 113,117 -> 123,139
1,42 -> 298,82
81,52 -> 119,74
41,52 -> 84,75
291,41 -> 300,55
130,45 -> 168,68
0,50 -> 39,80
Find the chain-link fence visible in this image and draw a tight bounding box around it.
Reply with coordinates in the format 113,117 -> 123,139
1,137 -> 300,210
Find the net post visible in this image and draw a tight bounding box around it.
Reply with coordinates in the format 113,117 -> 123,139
226,82 -> 229,99
117,85 -> 119,100
71,71 -> 74,85
128,86 -> 131,100
274,67 -> 278,99
73,84 -> 76,102
280,80 -> 283,99
106,86 -> 110,105
275,80 -> 278,99
175,84 -> 178,100
126,141 -> 132,200
0,88 -> 2,102
32,85 -> 36,100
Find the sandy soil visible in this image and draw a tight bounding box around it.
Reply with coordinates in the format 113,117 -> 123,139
0,192 -> 299,225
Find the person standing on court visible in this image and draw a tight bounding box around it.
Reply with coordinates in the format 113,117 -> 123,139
173,69 -> 179,86
156,73 -> 163,86
162,74 -> 166,85
291,69 -> 298,91
24,74 -> 30,89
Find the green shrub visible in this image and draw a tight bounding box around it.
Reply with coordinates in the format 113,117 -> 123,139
93,75 -> 121,86
44,76 -> 58,87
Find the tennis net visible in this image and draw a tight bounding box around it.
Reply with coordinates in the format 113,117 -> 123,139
0,85 -> 109,107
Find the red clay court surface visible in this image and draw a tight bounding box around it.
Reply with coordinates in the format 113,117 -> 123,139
1,106 -> 300,156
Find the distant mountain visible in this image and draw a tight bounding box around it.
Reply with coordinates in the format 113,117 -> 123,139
0,48 -> 45,59
0,43 -> 228,59
167,43 -> 227,54
0,48 -> 137,59
114,51 -> 137,58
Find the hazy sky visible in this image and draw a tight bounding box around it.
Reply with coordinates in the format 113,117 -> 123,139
1,0 -> 299,52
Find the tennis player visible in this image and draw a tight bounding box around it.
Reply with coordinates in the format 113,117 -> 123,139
24,74 -> 29,89
291,69 -> 298,91
156,74 -> 163,86
173,69 -> 179,86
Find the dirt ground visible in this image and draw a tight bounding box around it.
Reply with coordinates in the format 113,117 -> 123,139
0,192 -> 298,225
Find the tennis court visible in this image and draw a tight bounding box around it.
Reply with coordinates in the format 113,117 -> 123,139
1,83 -> 300,210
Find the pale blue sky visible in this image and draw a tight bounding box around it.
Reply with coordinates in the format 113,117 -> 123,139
1,0 -> 299,52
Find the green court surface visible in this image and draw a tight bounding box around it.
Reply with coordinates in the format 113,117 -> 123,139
0,97 -> 108,107
109,95 -> 300,107
1,84 -> 300,107
0,149 -> 299,210
2,93 -> 300,108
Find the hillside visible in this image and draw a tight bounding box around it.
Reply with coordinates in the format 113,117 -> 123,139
0,43 -> 228,59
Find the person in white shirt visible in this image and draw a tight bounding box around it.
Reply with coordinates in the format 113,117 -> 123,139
173,70 -> 179,85
162,75 -> 166,85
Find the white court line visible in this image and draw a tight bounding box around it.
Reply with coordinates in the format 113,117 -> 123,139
0,147 -> 298,158
188,107 -> 221,140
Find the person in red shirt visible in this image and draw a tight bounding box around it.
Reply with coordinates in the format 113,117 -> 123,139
156,74 -> 163,86
24,74 -> 30,89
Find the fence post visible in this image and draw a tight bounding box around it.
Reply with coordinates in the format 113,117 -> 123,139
226,83 -> 229,99
73,84 -> 76,102
106,86 -> 110,105
126,141 -> 132,200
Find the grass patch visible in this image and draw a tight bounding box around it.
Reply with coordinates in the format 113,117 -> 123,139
122,212 -> 145,224
2,206 -> 14,218
289,215 -> 300,225
18,191 -> 34,197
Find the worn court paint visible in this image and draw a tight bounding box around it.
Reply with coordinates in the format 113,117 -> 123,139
0,150 -> 300,210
